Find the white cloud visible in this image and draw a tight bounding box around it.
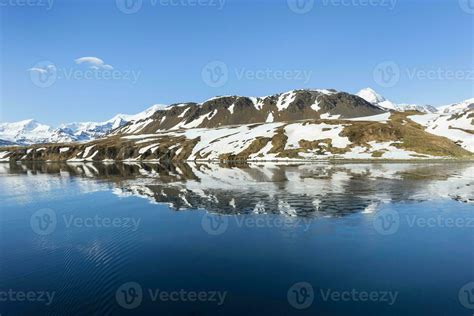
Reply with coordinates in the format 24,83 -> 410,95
74,56 -> 114,70
28,67 -> 48,74
28,65 -> 56,74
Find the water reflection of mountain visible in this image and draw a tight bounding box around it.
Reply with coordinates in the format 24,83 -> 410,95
1,162 -> 473,216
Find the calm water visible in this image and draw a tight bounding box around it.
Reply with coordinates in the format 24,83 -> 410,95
0,162 -> 473,315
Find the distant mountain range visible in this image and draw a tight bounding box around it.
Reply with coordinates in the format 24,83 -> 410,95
356,88 -> 439,113
0,105 -> 164,146
0,88 -> 472,162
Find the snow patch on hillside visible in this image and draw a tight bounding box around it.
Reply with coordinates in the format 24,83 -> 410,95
184,123 -> 284,160
410,110 -> 474,152
276,91 -> 297,111
228,103 -> 235,114
266,113 -> 274,123
284,123 -> 350,149
348,112 -> 391,122
310,97 -> 321,111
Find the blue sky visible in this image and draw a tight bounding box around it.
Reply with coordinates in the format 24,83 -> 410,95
1,0 -> 473,125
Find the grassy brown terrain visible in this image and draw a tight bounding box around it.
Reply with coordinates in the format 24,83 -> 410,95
340,112 -> 472,158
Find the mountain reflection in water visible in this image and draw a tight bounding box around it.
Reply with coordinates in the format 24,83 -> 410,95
1,161 -> 472,218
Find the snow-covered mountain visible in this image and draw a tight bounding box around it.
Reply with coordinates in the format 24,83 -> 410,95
437,98 -> 474,114
0,105 -> 165,146
356,88 -> 398,111
0,119 -> 74,145
356,88 -> 438,113
1,88 -> 472,162
1,88 -> 472,163
1,88 -> 448,147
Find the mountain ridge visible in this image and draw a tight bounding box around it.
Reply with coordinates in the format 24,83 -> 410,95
0,88 -> 472,162
2,88 -> 470,146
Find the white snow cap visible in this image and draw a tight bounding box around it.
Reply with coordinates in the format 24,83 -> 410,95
357,88 -> 386,104
356,88 -> 397,110
356,88 -> 438,113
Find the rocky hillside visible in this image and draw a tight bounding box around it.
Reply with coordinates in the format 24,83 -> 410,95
1,111 -> 472,162
111,89 -> 385,135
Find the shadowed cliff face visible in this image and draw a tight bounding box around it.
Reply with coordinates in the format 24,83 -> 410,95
2,162 -> 472,217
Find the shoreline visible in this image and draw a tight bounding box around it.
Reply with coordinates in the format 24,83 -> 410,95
2,158 -> 474,164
